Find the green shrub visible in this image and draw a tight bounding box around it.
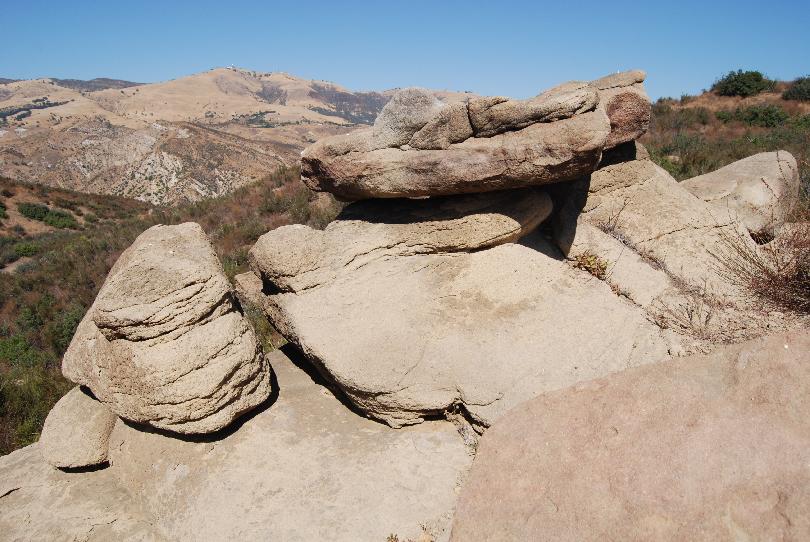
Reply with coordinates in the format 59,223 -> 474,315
43,209 -> 79,229
13,242 -> 38,257
782,76 -> 810,101
17,202 -> 49,221
712,70 -> 775,97
715,105 -> 789,127
0,333 -> 44,367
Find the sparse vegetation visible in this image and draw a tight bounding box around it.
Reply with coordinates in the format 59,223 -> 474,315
711,70 -> 775,97
573,251 -> 608,280
17,202 -> 80,229
715,104 -> 789,127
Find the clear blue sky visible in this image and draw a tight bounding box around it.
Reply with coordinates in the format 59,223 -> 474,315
2,0 -> 808,99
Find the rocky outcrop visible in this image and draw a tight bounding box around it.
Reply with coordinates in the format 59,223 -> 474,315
451,331 -> 810,541
0,348 -> 472,542
62,223 -> 272,434
39,386 -> 117,469
244,230 -> 681,429
681,151 -> 800,238
249,187 -> 552,292
301,70 -> 650,200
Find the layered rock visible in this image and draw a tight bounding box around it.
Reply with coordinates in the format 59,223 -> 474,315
62,223 -> 272,434
244,223 -> 681,428
451,331 -> 810,541
681,151 -> 800,238
39,386 -> 117,469
0,348 -> 472,541
250,187 -> 552,292
301,71 -> 650,200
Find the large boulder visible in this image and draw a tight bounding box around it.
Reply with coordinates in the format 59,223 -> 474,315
249,187 -> 552,292
301,71 -> 650,200
681,151 -> 800,238
0,348 -> 473,542
39,386 -> 117,469
451,331 -> 810,541
243,227 -> 681,429
62,223 -> 272,435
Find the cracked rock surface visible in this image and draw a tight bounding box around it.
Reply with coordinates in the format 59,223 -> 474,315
451,331 -> 810,541
62,222 -> 272,434
301,71 -> 649,200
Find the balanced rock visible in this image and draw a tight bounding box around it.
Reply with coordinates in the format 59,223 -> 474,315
250,187 -> 552,292
39,386 -> 117,469
451,331 -> 810,541
681,151 -> 800,238
243,229 -> 680,429
301,70 -> 651,200
62,222 -> 271,434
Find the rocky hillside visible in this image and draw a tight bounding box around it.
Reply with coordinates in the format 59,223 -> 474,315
0,68 -> 406,204
1,69 -> 808,540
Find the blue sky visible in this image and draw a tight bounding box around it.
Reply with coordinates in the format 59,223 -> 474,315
2,0 -> 808,99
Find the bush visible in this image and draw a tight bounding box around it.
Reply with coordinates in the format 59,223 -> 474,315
783,76 -> 810,101
17,202 -> 49,221
712,70 -> 775,97
715,104 -> 789,127
43,209 -> 79,229
13,242 -> 38,257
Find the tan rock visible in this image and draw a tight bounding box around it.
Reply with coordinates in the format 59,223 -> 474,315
451,331 -> 810,541
681,151 -> 800,237
62,223 -> 272,434
371,87 -> 444,148
244,230 -> 680,429
408,100 -> 473,150
301,109 -> 611,199
249,187 -> 552,292
39,386 -> 117,469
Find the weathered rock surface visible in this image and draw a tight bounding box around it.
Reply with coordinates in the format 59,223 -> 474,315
1,349 -> 473,541
0,445 -> 162,541
451,331 -> 810,541
39,386 -> 117,469
301,71 -> 650,200
554,144 -> 756,300
681,151 -> 800,237
243,228 -> 681,429
250,187 -> 552,292
62,222 -> 272,434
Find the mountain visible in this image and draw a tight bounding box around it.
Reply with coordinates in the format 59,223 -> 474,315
0,68 -> 403,204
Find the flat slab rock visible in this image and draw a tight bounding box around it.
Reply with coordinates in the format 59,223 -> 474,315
242,230 -> 682,430
250,187 -> 552,292
301,71 -> 649,200
450,331 -> 810,541
62,222 -> 271,434
0,349 -> 472,542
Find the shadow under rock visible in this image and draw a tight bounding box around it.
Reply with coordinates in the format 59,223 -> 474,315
58,462 -> 110,474
120,364 -> 280,444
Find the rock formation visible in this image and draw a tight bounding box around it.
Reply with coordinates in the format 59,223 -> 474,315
451,331 -> 810,541
681,151 -> 800,238
62,222 -> 272,434
39,386 -> 117,469
1,69 -> 806,541
300,72 -> 649,200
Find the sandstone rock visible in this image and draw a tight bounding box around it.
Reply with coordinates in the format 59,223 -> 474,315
372,87 -> 444,148
467,81 -> 598,137
554,147 -> 755,299
244,230 -> 680,429
408,100 -> 473,150
249,187 -> 552,292
451,331 -> 810,541
62,223 -> 271,434
0,445 -> 161,540
302,109 -> 611,199
0,349 -> 474,541
681,151 -> 800,237
39,386 -> 117,469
